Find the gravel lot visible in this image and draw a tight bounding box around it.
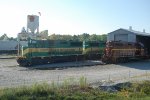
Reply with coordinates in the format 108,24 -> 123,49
0,57 -> 150,88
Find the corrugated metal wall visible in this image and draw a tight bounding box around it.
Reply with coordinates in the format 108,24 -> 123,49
114,34 -> 128,41
128,34 -> 136,42
0,41 -> 18,50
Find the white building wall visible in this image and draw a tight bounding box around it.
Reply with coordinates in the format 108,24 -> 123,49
114,34 -> 128,42
107,33 -> 114,42
128,34 -> 136,42
0,41 -> 18,50
27,15 -> 39,33
107,29 -> 136,43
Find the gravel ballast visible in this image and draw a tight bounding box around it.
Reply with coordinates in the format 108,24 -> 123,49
0,58 -> 150,88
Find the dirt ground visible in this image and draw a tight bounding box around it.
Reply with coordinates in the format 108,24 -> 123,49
0,57 -> 150,88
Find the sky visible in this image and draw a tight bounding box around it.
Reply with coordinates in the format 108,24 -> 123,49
0,0 -> 150,37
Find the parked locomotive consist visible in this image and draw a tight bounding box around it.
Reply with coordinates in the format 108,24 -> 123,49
102,41 -> 149,63
17,39 -> 105,66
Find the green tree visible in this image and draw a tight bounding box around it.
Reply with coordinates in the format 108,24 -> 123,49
0,33 -> 10,40
48,33 -> 107,42
79,33 -> 90,41
49,34 -> 73,40
89,34 -> 98,41
72,35 -> 79,41
100,34 -> 107,42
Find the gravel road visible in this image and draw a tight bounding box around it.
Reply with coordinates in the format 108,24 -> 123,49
0,57 -> 150,88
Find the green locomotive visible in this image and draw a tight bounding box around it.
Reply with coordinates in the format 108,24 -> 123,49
17,39 -> 105,66
83,41 -> 105,59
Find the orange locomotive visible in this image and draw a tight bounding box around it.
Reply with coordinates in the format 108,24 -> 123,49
102,41 -> 148,63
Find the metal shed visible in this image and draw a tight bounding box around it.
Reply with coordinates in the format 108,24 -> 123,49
0,40 -> 18,50
107,28 -> 150,42
0,40 -> 18,54
107,27 -> 150,54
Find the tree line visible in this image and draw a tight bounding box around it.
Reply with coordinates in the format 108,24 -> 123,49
49,33 -> 107,42
0,33 -> 107,42
0,34 -> 17,41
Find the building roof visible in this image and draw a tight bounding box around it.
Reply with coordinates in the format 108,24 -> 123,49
121,28 -> 150,37
109,28 -> 150,37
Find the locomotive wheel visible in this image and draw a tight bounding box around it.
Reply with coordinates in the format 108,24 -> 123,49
119,58 -> 124,63
112,58 -> 117,64
125,57 -> 129,63
116,58 -> 119,63
123,58 -> 126,63
123,58 -> 127,63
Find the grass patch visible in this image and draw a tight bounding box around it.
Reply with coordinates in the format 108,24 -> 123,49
0,78 -> 150,100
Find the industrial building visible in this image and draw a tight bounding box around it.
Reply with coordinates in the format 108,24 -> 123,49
107,27 -> 150,55
18,15 -> 48,41
0,15 -> 48,54
0,40 -> 18,54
